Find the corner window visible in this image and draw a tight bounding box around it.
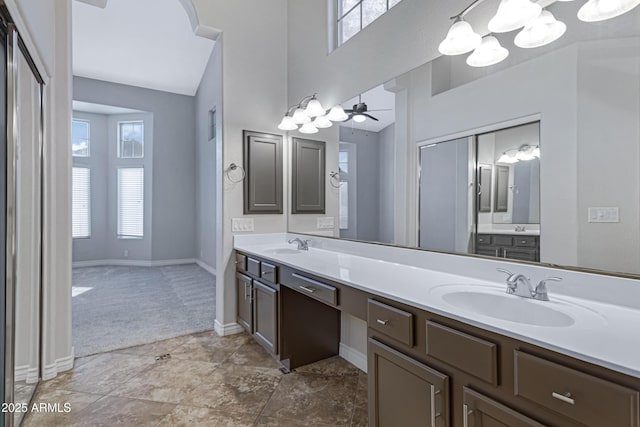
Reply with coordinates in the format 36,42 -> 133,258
117,167 -> 144,238
72,119 -> 90,157
337,0 -> 403,46
118,121 -> 144,158
72,167 -> 91,238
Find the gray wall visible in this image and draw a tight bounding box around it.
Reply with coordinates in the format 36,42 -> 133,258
339,127 -> 380,241
194,45 -> 221,270
73,77 -> 197,261
71,111 -> 109,261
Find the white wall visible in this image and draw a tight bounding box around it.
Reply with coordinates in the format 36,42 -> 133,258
194,47 -> 221,271
378,123 -> 395,244
191,0 -> 289,332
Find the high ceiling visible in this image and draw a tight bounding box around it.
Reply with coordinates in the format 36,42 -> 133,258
72,0 -> 215,96
341,84 -> 395,133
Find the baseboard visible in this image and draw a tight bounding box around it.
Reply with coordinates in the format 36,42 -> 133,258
195,259 -> 217,276
42,350 -> 75,381
339,342 -> 367,373
72,258 -> 198,268
14,365 -> 39,383
214,319 -> 244,336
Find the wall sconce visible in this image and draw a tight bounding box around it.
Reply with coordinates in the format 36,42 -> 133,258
439,0 -> 640,67
278,94 -> 348,134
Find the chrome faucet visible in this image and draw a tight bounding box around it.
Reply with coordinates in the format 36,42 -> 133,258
288,238 -> 310,251
497,268 -> 562,301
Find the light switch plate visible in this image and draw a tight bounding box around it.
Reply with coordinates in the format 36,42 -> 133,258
317,217 -> 335,229
232,218 -> 255,232
588,207 -> 619,223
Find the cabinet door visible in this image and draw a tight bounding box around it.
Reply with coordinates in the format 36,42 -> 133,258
253,281 -> 278,354
368,338 -> 449,427
236,273 -> 253,333
291,138 -> 326,214
463,387 -> 545,427
243,130 -> 283,214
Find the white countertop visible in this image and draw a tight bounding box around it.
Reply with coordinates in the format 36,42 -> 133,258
234,234 -> 640,379
477,229 -> 540,236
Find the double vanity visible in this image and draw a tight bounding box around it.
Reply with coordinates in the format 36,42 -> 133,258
234,233 -> 640,427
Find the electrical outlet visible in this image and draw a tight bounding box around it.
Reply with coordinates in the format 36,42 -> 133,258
124,249 -> 129,258
232,218 -> 255,232
317,217 -> 335,229
588,207 -> 619,223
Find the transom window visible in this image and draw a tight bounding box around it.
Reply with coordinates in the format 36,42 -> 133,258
72,119 -> 90,157
118,121 -> 144,158
337,0 -> 402,46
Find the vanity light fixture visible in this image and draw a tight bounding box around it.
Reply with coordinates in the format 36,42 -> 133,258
277,93 -> 347,133
439,0 -> 640,67
497,144 -> 540,163
467,35 -> 509,67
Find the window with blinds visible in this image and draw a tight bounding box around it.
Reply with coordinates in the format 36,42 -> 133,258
72,167 -> 91,238
117,168 -> 144,238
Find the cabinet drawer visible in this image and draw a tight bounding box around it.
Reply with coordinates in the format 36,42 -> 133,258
514,351 -> 639,427
247,257 -> 261,277
282,271 -> 338,307
426,321 -> 498,386
368,300 -> 414,347
260,262 -> 278,284
514,236 -> 538,248
476,234 -> 493,246
493,235 -> 514,246
235,253 -> 247,272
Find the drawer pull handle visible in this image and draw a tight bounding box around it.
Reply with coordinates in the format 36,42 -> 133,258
376,319 -> 389,325
552,392 -> 575,405
463,404 -> 472,427
521,240 -> 527,244
263,270 -> 273,276
299,285 -> 316,293
429,385 -> 442,427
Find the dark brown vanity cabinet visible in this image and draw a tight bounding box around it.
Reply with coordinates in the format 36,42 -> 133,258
235,256 -> 279,355
369,338 -> 450,427
476,233 -> 539,262
463,388 -> 544,427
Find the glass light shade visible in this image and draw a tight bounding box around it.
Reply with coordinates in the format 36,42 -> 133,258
488,0 -> 542,33
313,115 -> 333,129
304,98 -> 326,117
326,105 -> 349,121
299,123 -> 319,134
515,10 -> 567,49
438,20 -> 482,55
277,115 -> 298,131
578,0 -> 640,22
466,36 -> 509,67
292,108 -> 311,125
498,152 -> 519,163
532,146 -> 541,158
352,114 -> 367,123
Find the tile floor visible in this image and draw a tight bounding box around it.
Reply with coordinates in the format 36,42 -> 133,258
22,331 -> 368,427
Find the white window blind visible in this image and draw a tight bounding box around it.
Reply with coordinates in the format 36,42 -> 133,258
72,167 -> 91,238
117,168 -> 144,238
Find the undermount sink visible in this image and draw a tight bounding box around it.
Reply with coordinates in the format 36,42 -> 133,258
440,290 -> 575,327
263,247 -> 303,255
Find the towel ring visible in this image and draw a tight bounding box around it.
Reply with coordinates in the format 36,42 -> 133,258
226,163 -> 246,183
329,171 -> 341,189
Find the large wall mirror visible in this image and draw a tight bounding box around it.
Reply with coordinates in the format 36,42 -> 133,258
288,2 -> 640,277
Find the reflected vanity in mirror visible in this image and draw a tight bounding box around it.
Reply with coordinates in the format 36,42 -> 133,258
288,2 -> 640,277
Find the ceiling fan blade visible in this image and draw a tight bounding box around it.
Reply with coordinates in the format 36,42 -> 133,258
368,108 -> 392,112
364,113 -> 379,121
343,109 -> 355,113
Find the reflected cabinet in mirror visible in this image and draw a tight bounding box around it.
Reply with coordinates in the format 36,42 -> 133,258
288,3 -> 640,277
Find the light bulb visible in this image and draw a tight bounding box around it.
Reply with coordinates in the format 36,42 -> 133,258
532,147 -> 540,158
438,19 -> 482,55
578,0 -> 640,22
515,10 -> 566,49
466,36 -> 509,67
352,114 -> 367,123
488,0 -> 542,33
313,115 -> 333,129
277,115 -> 298,131
305,97 -> 326,117
326,105 -> 349,121
292,108 -> 310,125
299,123 -> 319,134
498,152 -> 519,163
